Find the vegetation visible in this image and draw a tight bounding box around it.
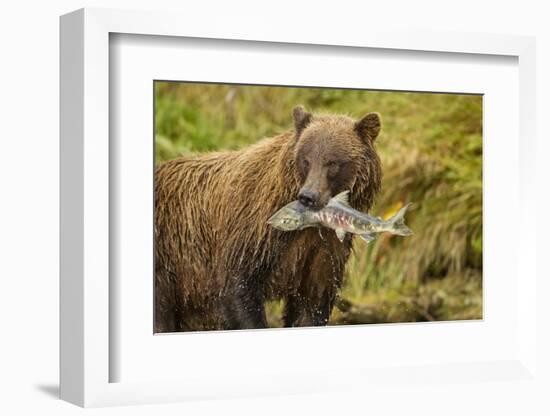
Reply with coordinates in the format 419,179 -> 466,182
155,81 -> 483,325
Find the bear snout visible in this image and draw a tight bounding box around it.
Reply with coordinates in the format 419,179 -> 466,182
298,188 -> 321,209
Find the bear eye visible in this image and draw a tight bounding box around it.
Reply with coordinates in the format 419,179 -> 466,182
302,159 -> 310,171
326,161 -> 340,176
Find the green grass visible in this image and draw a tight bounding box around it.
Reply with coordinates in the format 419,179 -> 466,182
155,81 -> 483,324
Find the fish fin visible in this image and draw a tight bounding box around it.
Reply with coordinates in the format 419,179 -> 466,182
329,190 -> 351,207
335,228 -> 347,242
389,203 -> 413,236
360,233 -> 376,243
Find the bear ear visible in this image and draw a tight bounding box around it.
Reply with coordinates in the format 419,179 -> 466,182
354,112 -> 381,142
292,105 -> 312,138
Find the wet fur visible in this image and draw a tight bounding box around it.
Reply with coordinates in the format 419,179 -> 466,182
155,111 -> 381,332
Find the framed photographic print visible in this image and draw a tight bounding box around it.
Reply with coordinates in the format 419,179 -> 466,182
152,81 -> 481,333
60,7 -> 538,408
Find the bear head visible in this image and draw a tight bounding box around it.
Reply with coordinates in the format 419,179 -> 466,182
292,105 -> 381,210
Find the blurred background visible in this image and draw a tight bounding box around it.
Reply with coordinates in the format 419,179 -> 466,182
155,81 -> 483,326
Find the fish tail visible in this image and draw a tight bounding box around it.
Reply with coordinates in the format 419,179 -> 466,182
388,203 -> 413,236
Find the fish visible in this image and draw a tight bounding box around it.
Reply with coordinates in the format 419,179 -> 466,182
267,191 -> 412,243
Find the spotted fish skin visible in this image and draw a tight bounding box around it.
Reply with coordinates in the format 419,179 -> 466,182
268,191 -> 412,243
312,205 -> 382,235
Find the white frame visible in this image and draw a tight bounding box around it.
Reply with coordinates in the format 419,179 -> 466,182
111,34 -> 520,384
60,8 -> 537,407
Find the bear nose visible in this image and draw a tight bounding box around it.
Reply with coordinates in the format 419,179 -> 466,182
298,189 -> 320,208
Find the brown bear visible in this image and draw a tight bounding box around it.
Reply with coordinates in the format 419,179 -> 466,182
154,106 -> 382,332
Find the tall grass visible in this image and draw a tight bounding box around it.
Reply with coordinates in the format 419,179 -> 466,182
155,82 -> 483,323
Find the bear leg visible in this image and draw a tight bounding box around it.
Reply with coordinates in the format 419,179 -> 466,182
283,246 -> 345,327
283,292 -> 334,327
223,283 -> 267,330
154,268 -> 180,333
